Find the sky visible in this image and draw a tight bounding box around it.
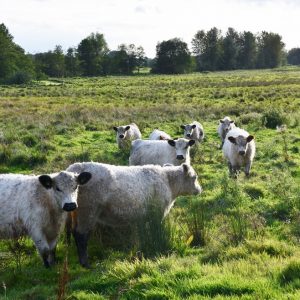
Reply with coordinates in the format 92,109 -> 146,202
1,0 -> 300,58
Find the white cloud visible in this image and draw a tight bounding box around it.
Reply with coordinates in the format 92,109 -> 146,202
0,0 -> 300,57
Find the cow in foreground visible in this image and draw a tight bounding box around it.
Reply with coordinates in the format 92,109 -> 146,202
0,171 -> 91,267
217,116 -> 236,148
149,129 -> 171,140
223,127 -> 255,177
113,123 -> 142,149
129,138 -> 195,166
66,162 -> 202,267
181,121 -> 204,143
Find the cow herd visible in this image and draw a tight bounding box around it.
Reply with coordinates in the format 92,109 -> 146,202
0,117 -> 256,268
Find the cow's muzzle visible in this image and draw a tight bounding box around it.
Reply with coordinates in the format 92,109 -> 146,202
186,133 -> 191,138
239,151 -> 246,156
63,203 -> 77,212
119,135 -> 124,139
176,155 -> 184,160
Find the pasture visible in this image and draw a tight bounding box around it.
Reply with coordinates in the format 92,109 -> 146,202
0,67 -> 300,299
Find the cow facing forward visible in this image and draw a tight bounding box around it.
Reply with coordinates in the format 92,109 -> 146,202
181,121 -> 204,143
129,138 -> 195,166
223,127 -> 255,177
113,123 -> 142,149
0,171 -> 91,267
66,162 -> 202,267
217,116 -> 236,148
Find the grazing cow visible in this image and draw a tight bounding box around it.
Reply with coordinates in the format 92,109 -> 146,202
129,138 -> 195,166
66,162 -> 202,267
181,121 -> 204,143
113,123 -> 142,149
217,116 -> 236,148
223,127 -> 255,177
0,171 -> 91,267
149,129 -> 171,140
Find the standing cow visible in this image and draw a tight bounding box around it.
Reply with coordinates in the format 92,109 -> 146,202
0,171 -> 91,267
149,129 -> 171,140
66,162 -> 202,267
181,121 -> 204,143
129,138 -> 195,166
223,127 -> 255,177
217,116 -> 236,148
113,123 -> 142,149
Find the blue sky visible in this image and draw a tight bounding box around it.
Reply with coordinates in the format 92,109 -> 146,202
1,0 -> 299,57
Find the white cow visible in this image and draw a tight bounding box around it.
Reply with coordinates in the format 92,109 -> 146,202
66,162 -> 202,267
149,129 -> 171,140
223,127 -> 255,177
0,171 -> 91,267
217,116 -> 236,147
113,123 -> 142,149
181,121 -> 204,143
129,138 -> 195,166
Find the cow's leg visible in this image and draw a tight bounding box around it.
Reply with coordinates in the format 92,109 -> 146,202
231,165 -> 239,179
48,240 -> 57,266
245,161 -> 252,177
73,229 -> 90,268
31,231 -> 51,268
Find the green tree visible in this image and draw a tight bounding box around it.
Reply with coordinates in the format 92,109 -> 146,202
77,33 -> 109,76
237,31 -> 257,69
152,38 -> 191,74
222,28 -> 240,70
65,47 -> 81,76
287,48 -> 300,65
0,23 -> 34,82
256,31 -> 285,68
192,27 -> 223,71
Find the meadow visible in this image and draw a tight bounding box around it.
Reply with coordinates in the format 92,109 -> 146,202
0,67 -> 300,299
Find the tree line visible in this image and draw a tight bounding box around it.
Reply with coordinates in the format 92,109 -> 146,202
1,23 -> 300,83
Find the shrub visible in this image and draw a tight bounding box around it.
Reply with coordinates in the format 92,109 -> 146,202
7,71 -> 33,85
262,109 -> 286,129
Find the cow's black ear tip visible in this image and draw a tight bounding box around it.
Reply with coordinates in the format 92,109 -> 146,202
39,175 -> 53,189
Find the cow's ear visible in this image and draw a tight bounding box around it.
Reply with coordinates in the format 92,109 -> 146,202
228,136 -> 236,144
168,140 -> 176,147
220,120 -> 224,123
246,135 -> 254,143
230,120 -> 235,124
125,126 -> 130,131
188,140 -> 195,147
113,126 -> 118,132
180,125 -> 185,129
39,175 -> 53,189
77,172 -> 92,185
192,124 -> 196,129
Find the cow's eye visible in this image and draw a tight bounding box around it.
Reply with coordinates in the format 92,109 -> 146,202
56,187 -> 62,192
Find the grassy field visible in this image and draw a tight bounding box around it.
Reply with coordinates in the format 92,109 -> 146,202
0,67 -> 300,299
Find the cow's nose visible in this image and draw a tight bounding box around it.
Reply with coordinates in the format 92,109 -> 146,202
176,155 -> 184,160
187,133 -> 191,137
239,151 -> 246,156
119,135 -> 124,139
63,203 -> 77,212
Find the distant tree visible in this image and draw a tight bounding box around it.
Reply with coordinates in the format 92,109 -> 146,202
222,28 -> 240,70
287,48 -> 300,65
135,46 -> 146,73
77,33 -> 109,76
256,31 -> 285,68
65,47 -> 81,76
192,27 -> 223,71
0,23 -> 34,82
152,38 -> 191,74
237,31 -> 257,69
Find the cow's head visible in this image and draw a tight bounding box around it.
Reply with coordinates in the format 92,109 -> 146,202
220,117 -> 235,134
113,125 -> 131,139
181,124 -> 197,139
228,135 -> 254,156
181,163 -> 202,195
168,138 -> 195,161
39,171 -> 92,211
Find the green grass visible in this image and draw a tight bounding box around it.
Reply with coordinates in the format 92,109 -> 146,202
0,67 -> 300,299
